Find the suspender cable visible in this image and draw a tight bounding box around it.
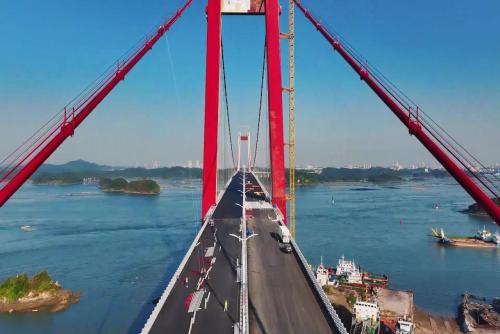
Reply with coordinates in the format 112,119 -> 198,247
253,41 -> 267,169
220,39 -> 236,170
0,0 -> 194,208
294,0 -> 500,224
306,13 -> 500,199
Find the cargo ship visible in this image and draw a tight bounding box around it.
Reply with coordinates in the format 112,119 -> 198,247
315,255 -> 388,289
431,227 -> 500,249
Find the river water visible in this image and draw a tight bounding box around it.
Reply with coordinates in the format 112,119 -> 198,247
0,178 -> 498,333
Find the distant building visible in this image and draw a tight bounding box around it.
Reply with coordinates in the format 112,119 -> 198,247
392,162 -> 403,171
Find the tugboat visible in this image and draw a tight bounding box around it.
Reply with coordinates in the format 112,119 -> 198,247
476,226 -> 493,242
350,301 -> 380,334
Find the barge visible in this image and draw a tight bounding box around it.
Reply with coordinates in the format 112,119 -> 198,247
431,227 -> 499,249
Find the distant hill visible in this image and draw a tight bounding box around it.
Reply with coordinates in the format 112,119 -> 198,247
30,160 -> 450,186
35,160 -> 111,175
32,160 -> 202,185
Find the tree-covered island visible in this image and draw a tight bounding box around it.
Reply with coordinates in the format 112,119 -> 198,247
99,178 -> 160,195
0,271 -> 79,313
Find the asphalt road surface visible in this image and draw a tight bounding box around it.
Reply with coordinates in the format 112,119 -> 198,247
246,174 -> 335,334
144,171 -> 335,334
146,172 -> 243,334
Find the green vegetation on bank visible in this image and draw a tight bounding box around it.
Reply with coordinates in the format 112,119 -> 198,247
99,178 -> 160,195
99,177 -> 128,191
0,271 -> 59,301
128,180 -> 160,194
292,167 -> 447,184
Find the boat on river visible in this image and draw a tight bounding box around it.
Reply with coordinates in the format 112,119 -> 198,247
431,228 -> 499,249
315,256 -> 388,289
476,226 -> 493,242
20,225 -> 33,232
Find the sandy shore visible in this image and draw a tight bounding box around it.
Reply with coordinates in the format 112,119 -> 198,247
413,308 -> 461,334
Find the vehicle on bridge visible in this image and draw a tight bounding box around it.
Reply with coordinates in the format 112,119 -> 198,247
277,225 -> 291,243
279,242 -> 292,253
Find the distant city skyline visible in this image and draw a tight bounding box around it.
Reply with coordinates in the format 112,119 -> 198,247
46,158 -> 500,172
1,0 -> 499,167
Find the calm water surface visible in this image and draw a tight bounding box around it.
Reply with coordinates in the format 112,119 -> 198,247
0,178 -> 498,333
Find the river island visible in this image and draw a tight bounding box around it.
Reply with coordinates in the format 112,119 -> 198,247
0,271 -> 79,313
99,177 -> 160,195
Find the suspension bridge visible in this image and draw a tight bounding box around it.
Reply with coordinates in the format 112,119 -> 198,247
0,0 -> 499,333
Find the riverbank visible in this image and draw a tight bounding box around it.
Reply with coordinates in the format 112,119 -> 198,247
325,286 -> 462,334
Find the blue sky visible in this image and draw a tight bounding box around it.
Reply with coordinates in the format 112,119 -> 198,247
0,0 -> 499,167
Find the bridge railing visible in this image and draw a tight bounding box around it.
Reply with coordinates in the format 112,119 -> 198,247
290,237 -> 349,334
140,204 -> 215,334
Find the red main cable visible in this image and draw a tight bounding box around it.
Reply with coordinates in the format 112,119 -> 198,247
0,0 -> 193,207
294,0 -> 500,225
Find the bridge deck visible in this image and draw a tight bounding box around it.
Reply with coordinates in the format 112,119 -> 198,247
245,173 -> 334,334
141,172 -> 339,334
142,172 -> 244,334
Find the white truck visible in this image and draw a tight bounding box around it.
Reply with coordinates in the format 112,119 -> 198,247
277,225 -> 291,244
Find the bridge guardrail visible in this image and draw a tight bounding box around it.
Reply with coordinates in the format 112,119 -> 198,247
290,238 -> 349,334
140,205 -> 215,334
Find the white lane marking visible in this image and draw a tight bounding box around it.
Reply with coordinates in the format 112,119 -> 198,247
204,291 -> 211,309
187,310 -> 197,334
